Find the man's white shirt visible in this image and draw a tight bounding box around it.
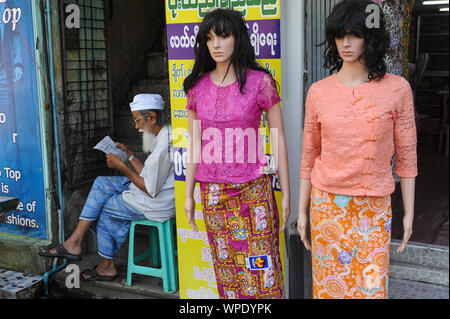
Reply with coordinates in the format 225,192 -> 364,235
122,125 -> 175,222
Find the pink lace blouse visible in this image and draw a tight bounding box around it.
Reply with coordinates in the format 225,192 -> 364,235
186,69 -> 281,183
300,73 -> 418,196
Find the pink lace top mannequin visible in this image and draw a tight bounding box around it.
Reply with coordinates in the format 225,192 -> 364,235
186,69 -> 281,183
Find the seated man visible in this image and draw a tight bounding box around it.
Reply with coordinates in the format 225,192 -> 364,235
39,94 -> 175,281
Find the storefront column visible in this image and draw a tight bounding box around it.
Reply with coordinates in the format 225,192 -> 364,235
280,0 -> 306,298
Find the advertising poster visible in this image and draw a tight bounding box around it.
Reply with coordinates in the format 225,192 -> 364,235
165,0 -> 283,299
0,0 -> 47,239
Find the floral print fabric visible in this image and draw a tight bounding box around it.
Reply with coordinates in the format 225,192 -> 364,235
376,0 -> 415,79
200,175 -> 284,299
310,186 -> 392,299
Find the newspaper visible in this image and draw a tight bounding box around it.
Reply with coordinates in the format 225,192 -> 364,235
93,136 -> 128,162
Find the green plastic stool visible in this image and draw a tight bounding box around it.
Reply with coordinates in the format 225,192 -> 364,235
126,217 -> 178,293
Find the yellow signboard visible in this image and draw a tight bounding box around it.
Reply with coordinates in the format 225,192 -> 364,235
166,0 -> 280,24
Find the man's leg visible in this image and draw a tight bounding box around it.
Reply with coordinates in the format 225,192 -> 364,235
48,176 -> 130,257
95,258 -> 117,278
57,220 -> 92,257
84,194 -> 146,278
81,215 -> 119,279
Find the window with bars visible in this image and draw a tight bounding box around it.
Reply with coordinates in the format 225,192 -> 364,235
61,0 -> 112,188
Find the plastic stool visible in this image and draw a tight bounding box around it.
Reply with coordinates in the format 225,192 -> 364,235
126,217 -> 177,293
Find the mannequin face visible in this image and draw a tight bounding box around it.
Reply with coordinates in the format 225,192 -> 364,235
206,28 -> 235,65
335,31 -> 365,63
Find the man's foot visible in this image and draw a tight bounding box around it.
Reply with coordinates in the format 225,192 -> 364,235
51,240 -> 82,257
38,243 -> 82,261
81,263 -> 118,281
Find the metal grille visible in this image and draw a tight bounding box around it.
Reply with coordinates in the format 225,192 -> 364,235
60,0 -> 111,188
305,0 -> 340,91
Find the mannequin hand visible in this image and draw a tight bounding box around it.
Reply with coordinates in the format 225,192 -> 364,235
297,211 -> 311,251
279,195 -> 290,233
397,213 -> 413,254
185,196 -> 198,232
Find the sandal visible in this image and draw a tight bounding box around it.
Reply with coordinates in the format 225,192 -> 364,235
38,243 -> 82,261
81,265 -> 117,282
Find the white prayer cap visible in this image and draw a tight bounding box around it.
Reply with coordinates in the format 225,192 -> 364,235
129,94 -> 165,112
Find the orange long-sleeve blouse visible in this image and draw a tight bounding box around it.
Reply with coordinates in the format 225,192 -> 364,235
300,73 -> 418,197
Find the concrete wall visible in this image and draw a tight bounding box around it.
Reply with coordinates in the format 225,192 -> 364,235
108,0 -> 165,109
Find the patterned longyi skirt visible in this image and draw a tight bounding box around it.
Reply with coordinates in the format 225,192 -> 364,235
200,175 -> 285,299
310,186 -> 392,299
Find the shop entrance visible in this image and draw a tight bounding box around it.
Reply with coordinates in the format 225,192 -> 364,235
396,2 -> 449,246
60,0 -> 168,190
58,0 -> 170,266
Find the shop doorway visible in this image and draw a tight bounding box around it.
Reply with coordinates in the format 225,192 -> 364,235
60,0 -> 168,189
58,0 -> 169,260
395,1 -> 449,246
106,0 -> 168,166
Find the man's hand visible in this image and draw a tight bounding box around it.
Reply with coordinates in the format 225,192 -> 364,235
106,153 -> 126,171
115,142 -> 133,157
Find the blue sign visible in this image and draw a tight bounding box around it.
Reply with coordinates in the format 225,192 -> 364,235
173,147 -> 187,181
246,255 -> 272,271
0,0 -> 47,239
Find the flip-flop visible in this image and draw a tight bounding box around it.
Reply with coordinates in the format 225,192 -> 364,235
38,243 -> 82,261
81,265 -> 117,282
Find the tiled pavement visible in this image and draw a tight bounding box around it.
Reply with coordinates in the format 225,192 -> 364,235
389,278 -> 448,299
0,269 -> 42,299
388,240 -> 448,299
